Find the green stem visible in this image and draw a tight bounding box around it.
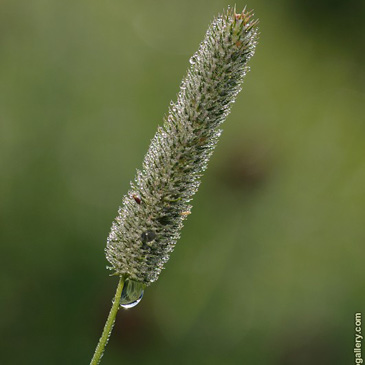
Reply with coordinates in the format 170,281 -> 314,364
90,277 -> 125,365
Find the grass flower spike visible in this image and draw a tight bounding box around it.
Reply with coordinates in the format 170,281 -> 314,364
106,6 -> 258,286
91,7 -> 258,364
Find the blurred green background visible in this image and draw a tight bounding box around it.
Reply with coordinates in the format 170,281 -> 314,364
1,0 -> 364,364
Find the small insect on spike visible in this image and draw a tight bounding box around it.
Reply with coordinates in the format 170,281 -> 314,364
132,194 -> 141,204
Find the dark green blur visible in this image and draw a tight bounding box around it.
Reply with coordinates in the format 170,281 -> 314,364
0,0 -> 364,364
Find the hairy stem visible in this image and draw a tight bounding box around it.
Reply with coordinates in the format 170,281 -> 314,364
90,277 -> 124,365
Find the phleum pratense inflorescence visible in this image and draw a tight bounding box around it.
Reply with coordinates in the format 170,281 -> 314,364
106,7 -> 258,286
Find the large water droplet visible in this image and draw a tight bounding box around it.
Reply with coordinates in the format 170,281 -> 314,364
120,279 -> 145,309
141,230 -> 156,243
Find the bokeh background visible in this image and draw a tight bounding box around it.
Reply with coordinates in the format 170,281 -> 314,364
1,0 -> 364,364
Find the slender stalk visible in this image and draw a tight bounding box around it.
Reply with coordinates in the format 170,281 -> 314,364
90,277 -> 125,365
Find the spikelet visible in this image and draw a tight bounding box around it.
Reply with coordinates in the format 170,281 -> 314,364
106,7 -> 258,285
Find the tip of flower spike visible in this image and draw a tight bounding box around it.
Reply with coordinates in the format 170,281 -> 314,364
235,8 -> 251,21
231,6 -> 259,28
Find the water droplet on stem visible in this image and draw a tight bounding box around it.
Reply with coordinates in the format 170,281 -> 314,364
120,279 -> 145,309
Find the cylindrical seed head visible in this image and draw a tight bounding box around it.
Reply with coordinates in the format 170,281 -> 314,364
106,7 -> 259,285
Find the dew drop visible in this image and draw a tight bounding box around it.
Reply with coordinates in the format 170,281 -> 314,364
120,279 -> 145,309
189,55 -> 200,65
141,230 -> 156,243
